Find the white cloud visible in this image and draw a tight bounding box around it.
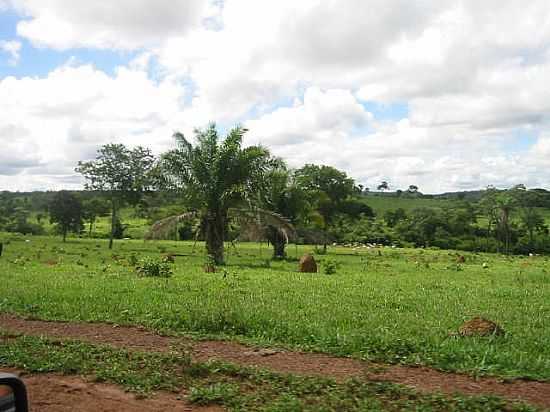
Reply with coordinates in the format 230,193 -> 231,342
155,0 -> 446,119
0,124 -> 41,175
3,1 -> 550,191
246,95 -> 549,193
0,63 -> 189,190
246,87 -> 372,147
11,0 -> 210,50
155,1 -> 550,137
0,40 -> 21,66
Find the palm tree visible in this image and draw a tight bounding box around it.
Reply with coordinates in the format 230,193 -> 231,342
260,161 -> 308,258
495,194 -> 515,254
146,123 -> 294,265
377,181 -> 389,192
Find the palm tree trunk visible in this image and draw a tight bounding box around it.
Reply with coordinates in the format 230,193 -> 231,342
109,198 -> 116,250
205,210 -> 226,265
502,208 -> 510,255
323,221 -> 328,253
486,216 -> 492,252
266,226 -> 286,259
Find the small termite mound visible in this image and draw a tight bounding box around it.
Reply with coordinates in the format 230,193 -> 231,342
458,317 -> 505,337
298,254 -> 317,273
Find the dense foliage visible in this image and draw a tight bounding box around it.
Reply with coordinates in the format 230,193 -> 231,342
49,190 -> 83,242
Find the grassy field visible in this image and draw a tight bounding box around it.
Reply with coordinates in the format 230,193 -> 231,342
362,195 -> 459,215
30,208 -> 151,239
1,234 -> 549,382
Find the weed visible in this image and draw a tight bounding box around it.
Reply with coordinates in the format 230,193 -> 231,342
135,257 -> 173,277
189,382 -> 240,405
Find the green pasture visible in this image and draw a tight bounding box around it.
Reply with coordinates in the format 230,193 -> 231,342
1,234 -> 549,381
29,208 -> 151,239
361,195 -> 458,215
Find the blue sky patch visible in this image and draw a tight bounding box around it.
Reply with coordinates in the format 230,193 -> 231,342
360,101 -> 409,121
502,130 -> 538,153
0,10 -> 136,79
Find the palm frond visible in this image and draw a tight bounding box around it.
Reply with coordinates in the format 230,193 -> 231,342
230,207 -> 296,242
145,211 -> 198,240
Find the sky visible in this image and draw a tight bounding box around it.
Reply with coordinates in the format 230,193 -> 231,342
1,0 -> 550,193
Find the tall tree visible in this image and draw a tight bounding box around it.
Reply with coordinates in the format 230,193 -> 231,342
408,185 -> 419,194
377,181 -> 389,192
49,191 -> 83,242
495,193 -> 516,254
260,161 -> 308,258
512,185 -> 547,250
76,144 -> 155,249
479,186 -> 498,251
150,123 -> 291,265
520,207 -> 546,248
295,164 -> 355,252
82,198 -> 110,237
480,187 -> 517,254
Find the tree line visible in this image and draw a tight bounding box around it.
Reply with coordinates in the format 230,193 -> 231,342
1,124 -> 549,259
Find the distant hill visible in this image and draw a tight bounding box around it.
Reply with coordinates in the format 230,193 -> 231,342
360,189 -> 550,226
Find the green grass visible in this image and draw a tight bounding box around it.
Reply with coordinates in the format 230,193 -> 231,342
0,334 -> 537,411
29,207 -> 151,239
1,234 -> 550,381
91,208 -> 150,239
362,195 -> 459,215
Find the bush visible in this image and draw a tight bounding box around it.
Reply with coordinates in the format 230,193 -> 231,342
314,246 -> 327,255
513,235 -> 550,255
135,256 -> 173,277
322,257 -> 339,275
126,252 -> 139,266
5,221 -> 45,236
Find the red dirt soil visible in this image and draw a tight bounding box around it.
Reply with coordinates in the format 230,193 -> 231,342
2,368 -> 223,412
1,314 -> 549,409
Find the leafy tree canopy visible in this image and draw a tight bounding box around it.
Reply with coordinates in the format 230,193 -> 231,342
49,190 -> 83,242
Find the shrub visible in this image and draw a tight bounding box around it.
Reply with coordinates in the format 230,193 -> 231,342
135,256 -> 173,277
323,257 -> 339,275
314,246 -> 327,255
6,221 -> 45,236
